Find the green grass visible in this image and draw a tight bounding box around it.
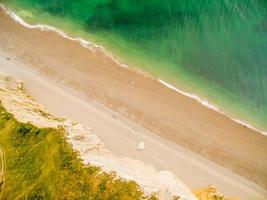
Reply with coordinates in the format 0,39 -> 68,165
0,104 -> 155,200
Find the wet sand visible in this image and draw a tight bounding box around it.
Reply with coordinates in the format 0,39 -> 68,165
0,7 -> 267,195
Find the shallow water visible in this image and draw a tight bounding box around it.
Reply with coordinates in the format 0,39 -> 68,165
2,0 -> 267,130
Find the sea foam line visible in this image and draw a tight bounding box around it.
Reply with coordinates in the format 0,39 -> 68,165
159,80 -> 267,136
0,4 -> 130,68
1,4 -> 266,136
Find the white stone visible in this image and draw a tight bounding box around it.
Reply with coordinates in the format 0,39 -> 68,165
137,142 -> 145,150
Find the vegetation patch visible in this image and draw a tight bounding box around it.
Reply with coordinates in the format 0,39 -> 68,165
194,186 -> 239,200
0,104 -> 152,200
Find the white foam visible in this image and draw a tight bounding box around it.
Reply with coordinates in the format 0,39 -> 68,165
1,5 -> 93,49
1,4 -> 266,136
159,80 -> 267,136
0,4 -> 130,68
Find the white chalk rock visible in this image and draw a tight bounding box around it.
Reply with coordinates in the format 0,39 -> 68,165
137,142 -> 145,150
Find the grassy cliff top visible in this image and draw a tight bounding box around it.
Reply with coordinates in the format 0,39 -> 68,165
0,104 -> 153,199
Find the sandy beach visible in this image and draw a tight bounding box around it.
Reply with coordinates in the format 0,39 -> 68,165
0,7 -> 267,199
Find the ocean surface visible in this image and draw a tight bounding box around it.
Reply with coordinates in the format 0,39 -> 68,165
2,0 -> 267,131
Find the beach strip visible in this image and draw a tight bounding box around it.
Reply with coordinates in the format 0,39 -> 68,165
0,7 -> 267,195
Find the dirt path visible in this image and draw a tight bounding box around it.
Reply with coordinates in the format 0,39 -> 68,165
0,144 -> 5,197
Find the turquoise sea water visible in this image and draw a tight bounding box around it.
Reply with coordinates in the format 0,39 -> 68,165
2,0 -> 267,130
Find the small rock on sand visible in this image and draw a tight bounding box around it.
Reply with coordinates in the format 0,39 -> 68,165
17,81 -> 24,90
137,142 -> 145,150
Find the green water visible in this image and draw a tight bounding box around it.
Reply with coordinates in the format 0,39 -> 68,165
2,0 -> 267,130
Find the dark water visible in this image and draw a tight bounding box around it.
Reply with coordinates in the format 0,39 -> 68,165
2,0 -> 267,130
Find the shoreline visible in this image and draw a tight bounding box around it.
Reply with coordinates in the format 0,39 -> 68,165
1,4 -> 266,136
1,52 -> 266,200
1,5 -> 267,194
159,80 -> 267,136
